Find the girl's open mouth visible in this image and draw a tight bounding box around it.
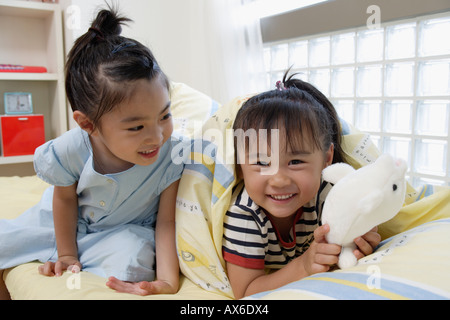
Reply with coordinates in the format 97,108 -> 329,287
268,193 -> 296,201
139,147 -> 159,159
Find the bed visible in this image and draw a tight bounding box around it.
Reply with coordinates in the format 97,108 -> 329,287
2,83 -> 450,300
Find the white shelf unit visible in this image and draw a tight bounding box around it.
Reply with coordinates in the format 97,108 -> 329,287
0,0 -> 67,173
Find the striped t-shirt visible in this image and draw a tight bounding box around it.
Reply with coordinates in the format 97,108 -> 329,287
222,181 -> 332,269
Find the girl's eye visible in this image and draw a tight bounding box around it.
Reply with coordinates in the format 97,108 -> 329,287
256,160 -> 270,166
128,125 -> 144,132
161,112 -> 172,121
290,159 -> 304,165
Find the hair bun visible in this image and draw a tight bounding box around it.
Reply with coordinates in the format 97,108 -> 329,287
90,7 -> 131,38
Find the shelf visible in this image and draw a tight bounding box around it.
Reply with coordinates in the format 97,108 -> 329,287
0,73 -> 60,81
0,0 -> 63,74
0,154 -> 34,165
0,0 -> 57,17
0,0 -> 67,176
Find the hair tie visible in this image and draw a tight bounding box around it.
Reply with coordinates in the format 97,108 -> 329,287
276,80 -> 286,91
89,27 -> 105,41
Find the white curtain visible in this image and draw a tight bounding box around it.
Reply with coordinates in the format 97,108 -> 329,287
198,0 -> 267,103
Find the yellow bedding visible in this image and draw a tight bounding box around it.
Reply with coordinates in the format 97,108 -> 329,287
0,176 -> 227,300
3,176 -> 449,300
249,218 -> 450,300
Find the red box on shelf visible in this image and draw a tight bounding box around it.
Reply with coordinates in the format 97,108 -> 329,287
0,115 -> 45,157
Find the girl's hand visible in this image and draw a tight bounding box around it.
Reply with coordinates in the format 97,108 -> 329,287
226,225 -> 340,299
106,277 -> 177,296
38,256 -> 82,277
353,226 -> 381,259
301,224 -> 341,276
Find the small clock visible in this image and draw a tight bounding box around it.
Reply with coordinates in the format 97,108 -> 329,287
4,92 -> 33,115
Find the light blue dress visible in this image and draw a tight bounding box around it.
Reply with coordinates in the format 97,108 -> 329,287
0,127 -> 185,282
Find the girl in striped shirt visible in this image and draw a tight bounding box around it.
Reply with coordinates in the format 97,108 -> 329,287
222,71 -> 381,299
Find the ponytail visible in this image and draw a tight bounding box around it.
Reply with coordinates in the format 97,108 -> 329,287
89,8 -> 130,39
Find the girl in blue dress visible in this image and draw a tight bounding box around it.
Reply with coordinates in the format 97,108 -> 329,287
0,8 -> 184,299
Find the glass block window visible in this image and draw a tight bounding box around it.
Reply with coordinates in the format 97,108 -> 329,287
263,13 -> 450,188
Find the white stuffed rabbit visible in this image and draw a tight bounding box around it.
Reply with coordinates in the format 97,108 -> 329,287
321,154 -> 407,269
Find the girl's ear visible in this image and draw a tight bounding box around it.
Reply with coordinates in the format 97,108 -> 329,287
73,111 -> 95,135
324,143 -> 334,167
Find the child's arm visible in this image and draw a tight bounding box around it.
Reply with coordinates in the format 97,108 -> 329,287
227,224 -> 340,299
106,180 -> 180,295
153,179 -> 180,293
38,184 -> 81,277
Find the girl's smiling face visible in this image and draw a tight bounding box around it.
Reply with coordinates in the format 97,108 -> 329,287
238,129 -> 333,220
88,76 -> 173,173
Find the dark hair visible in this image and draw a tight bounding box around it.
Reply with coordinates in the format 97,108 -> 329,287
65,5 -> 169,129
233,70 -> 346,164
